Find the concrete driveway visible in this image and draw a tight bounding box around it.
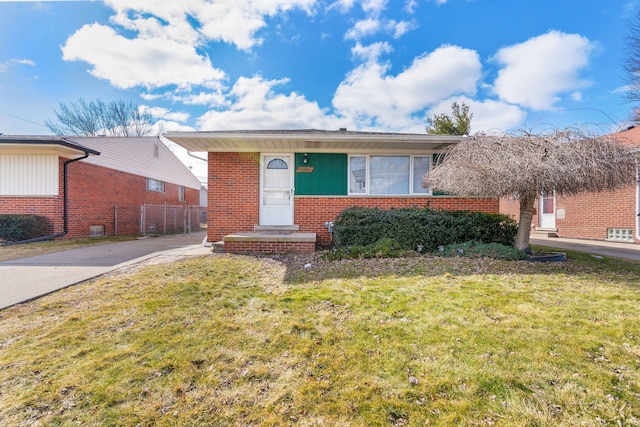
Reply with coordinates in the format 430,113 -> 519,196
530,235 -> 640,262
0,232 -> 211,310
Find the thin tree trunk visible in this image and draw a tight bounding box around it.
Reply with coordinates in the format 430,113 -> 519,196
515,193 -> 536,252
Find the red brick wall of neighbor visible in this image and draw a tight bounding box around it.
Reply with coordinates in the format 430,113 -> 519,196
0,158 -> 66,234
500,127 -> 640,244
555,187 -> 638,243
208,151 -> 500,245
501,189 -> 639,244
66,160 -> 200,238
1,157 -> 200,238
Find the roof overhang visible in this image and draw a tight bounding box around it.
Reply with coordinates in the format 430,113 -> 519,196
163,129 -> 463,154
0,136 -> 100,158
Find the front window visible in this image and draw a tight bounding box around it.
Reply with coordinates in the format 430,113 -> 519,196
349,155 -> 432,195
412,156 -> 430,194
349,156 -> 366,193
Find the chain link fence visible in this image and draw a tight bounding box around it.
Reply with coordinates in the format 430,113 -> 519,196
115,204 -> 206,237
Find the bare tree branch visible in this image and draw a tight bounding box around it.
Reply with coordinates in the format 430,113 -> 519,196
45,98 -> 155,137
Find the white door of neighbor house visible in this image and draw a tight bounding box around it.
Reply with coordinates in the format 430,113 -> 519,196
261,155 -> 294,226
539,190 -> 556,229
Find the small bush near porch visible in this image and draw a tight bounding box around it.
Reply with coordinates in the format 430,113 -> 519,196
0,251 -> 639,426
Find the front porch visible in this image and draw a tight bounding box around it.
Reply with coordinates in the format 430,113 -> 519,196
214,225 -> 317,254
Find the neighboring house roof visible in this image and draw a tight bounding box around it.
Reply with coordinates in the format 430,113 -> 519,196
67,136 -> 201,190
615,126 -> 640,147
164,129 -> 463,153
0,135 -> 100,157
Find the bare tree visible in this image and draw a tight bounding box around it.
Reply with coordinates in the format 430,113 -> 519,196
623,8 -> 640,118
46,98 -> 155,136
425,129 -> 637,251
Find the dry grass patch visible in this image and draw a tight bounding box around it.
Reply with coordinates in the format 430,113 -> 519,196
0,252 -> 639,426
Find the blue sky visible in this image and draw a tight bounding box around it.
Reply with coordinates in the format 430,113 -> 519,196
1,0 -> 640,141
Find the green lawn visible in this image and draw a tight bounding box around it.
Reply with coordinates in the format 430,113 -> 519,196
0,251 -> 639,426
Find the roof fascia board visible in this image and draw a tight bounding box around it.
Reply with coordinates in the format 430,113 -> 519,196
164,131 -> 462,153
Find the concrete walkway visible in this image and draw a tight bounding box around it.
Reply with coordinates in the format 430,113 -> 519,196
0,232 -> 211,310
530,235 -> 640,262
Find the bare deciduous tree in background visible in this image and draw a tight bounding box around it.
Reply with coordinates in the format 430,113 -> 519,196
45,98 -> 155,136
623,8 -> 640,120
426,129 -> 637,251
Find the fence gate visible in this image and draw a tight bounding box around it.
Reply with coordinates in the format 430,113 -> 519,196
138,204 -> 206,236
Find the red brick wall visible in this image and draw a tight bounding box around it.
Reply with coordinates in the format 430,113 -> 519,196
556,186 -> 637,243
223,241 -> 315,254
1,157 -> 200,239
500,187 -> 639,244
66,160 -> 199,238
207,151 -> 500,245
207,152 -> 260,242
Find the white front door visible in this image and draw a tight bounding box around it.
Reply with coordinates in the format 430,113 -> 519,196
539,190 -> 556,229
261,154 -> 294,226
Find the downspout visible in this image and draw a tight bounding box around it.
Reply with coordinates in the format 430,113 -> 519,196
2,150 -> 90,245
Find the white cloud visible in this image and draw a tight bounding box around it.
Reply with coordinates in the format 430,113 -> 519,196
61,23 -> 226,90
404,0 -> 418,13
333,44 -> 482,130
141,105 -> 190,122
492,31 -> 594,110
327,0 -> 356,13
103,0 -> 316,51
196,76 -> 343,130
361,0 -> 387,13
345,17 -> 381,40
0,58 -> 35,72
390,20 -> 417,38
173,91 -> 228,107
342,0 -> 414,40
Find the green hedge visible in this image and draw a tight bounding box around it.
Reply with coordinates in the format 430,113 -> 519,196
332,207 -> 517,251
0,214 -> 53,242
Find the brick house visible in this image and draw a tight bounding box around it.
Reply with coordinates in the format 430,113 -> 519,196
500,126 -> 640,244
0,135 -> 201,240
164,129 -> 500,253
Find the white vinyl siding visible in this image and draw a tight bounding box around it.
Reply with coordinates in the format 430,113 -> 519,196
0,154 -> 58,196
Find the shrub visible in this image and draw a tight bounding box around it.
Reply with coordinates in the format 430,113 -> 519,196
435,241 -> 527,260
332,207 -> 517,251
0,214 -> 53,242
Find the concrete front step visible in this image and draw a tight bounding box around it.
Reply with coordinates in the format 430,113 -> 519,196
533,229 -> 558,238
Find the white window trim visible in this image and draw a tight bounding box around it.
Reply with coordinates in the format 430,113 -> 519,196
348,154 -> 433,196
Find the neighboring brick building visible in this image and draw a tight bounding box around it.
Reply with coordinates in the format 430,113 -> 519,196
500,126 -> 640,244
165,129 -> 500,253
0,135 -> 201,240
